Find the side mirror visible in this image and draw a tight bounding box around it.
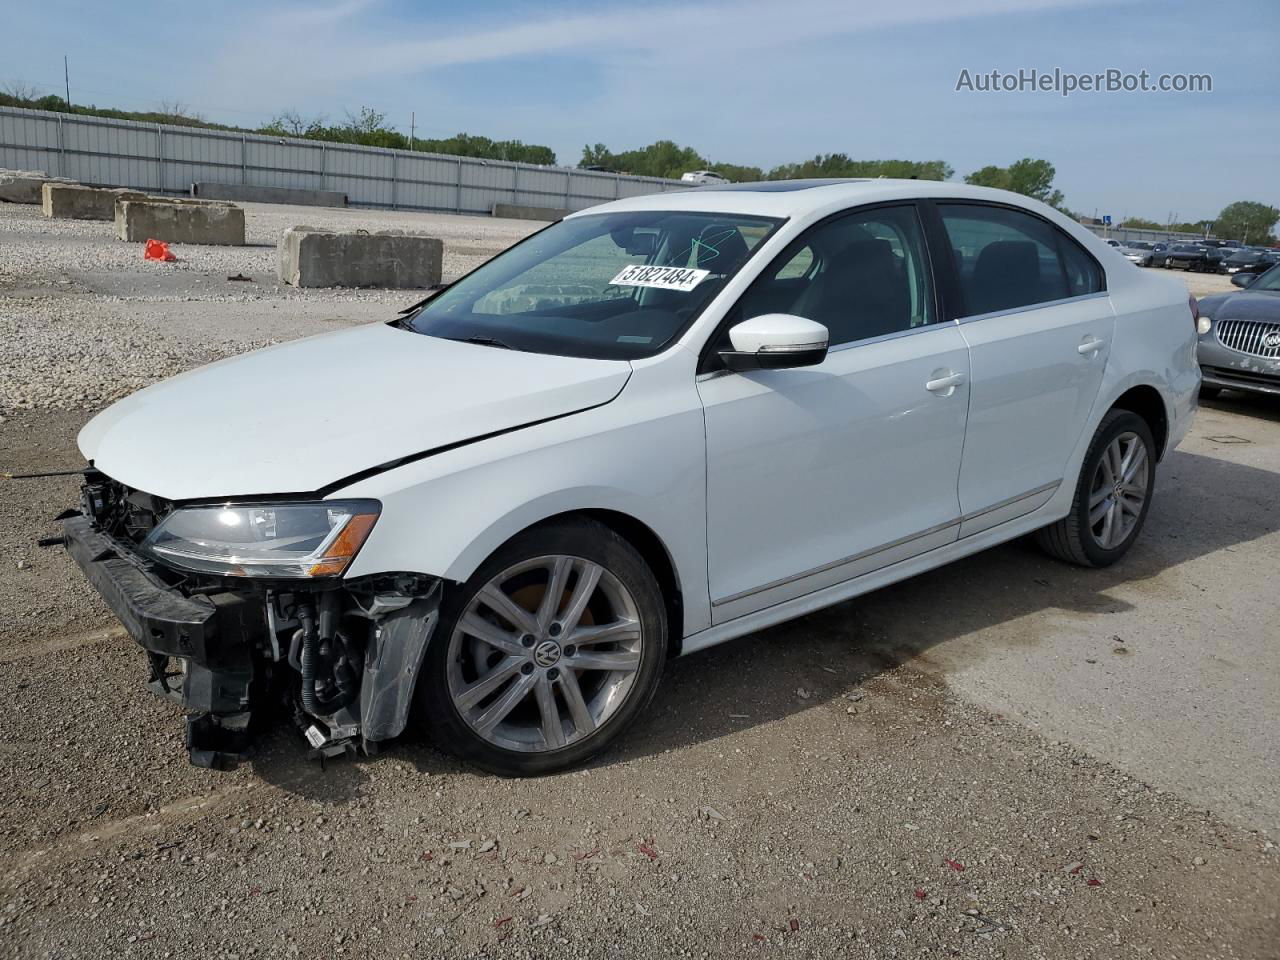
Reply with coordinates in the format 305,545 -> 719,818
1232,273 -> 1256,288
718,314 -> 828,372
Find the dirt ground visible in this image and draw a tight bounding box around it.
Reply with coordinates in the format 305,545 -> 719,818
0,202 -> 1277,959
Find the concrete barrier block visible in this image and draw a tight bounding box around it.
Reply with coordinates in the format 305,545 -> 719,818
0,168 -> 76,204
192,182 -> 348,208
492,202 -> 569,222
43,183 -> 145,220
277,226 -> 444,289
115,197 -> 245,245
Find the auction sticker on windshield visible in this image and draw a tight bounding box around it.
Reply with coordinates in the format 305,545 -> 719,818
610,265 -> 710,292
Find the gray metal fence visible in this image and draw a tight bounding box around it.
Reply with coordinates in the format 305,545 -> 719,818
0,105 -> 684,215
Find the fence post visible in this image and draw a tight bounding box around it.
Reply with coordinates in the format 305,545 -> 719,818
391,151 -> 398,210
240,135 -> 247,184
615,173 -> 621,198
319,144 -> 327,190
56,115 -> 66,179
156,124 -> 164,194
565,170 -> 572,210
512,164 -> 519,203
456,157 -> 463,214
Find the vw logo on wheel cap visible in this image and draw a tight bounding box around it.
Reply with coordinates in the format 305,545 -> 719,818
533,640 -> 562,668
1263,331 -> 1280,350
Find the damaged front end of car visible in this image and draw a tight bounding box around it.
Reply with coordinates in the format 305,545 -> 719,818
60,470 -> 440,770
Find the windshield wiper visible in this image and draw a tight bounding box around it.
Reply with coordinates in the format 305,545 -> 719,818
453,335 -> 516,350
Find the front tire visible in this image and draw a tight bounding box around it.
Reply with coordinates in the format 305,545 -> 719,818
1036,409 -> 1156,568
416,518 -> 667,776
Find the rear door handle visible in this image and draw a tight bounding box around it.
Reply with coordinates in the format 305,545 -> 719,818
1078,336 -> 1106,356
926,371 -> 966,395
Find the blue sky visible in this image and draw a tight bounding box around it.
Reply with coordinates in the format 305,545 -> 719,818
2,0 -> 1276,221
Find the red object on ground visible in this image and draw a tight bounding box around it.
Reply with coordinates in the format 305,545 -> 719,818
944,858 -> 966,872
914,888 -> 927,900
636,842 -> 659,861
144,238 -> 176,262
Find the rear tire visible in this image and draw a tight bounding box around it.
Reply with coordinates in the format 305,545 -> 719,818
1036,409 -> 1156,568
416,518 -> 667,776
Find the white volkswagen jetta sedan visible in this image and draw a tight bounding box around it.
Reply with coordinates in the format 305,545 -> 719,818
62,179 -> 1199,775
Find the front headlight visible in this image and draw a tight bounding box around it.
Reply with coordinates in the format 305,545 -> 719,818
144,500 -> 380,578
1197,315 -> 1213,336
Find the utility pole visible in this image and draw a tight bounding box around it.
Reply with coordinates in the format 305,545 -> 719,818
63,55 -> 70,106
409,111 -> 415,151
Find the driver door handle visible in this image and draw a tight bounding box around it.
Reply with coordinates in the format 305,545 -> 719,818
925,371 -> 966,394
1078,336 -> 1106,356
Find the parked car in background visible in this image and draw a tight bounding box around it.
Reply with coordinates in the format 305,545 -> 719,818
59,180 -> 1199,775
680,170 -> 730,186
1201,245 -> 1234,273
1118,241 -> 1157,266
1197,262 -> 1280,397
1219,248 -> 1280,275
1162,243 -> 1213,271
1103,238 -> 1122,248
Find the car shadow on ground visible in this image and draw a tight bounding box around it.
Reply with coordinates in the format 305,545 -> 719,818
1201,389 -> 1280,423
262,448 -> 1278,792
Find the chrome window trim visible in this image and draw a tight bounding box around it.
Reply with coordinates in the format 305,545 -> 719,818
955,290 -> 1110,325
694,318 -> 957,381
826,319 -> 958,354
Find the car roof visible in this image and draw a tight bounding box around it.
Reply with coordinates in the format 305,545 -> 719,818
567,178 -> 1067,222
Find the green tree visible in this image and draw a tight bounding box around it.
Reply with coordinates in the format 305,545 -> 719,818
1214,201 -> 1279,244
965,157 -> 1067,212
767,155 -> 952,181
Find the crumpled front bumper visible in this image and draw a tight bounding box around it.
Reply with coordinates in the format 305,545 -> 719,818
62,514 -> 265,768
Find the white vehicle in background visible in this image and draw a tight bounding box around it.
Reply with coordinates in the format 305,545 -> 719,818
1118,241 -> 1158,266
62,179 -> 1199,776
680,170 -> 730,186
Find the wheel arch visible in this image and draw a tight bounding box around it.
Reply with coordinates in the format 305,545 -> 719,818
551,509 -> 685,657
1110,383 -> 1170,459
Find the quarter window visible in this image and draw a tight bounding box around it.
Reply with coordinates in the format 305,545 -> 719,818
730,205 -> 936,349
939,204 -> 1102,316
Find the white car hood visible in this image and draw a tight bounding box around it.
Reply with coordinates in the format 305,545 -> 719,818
79,323 -> 632,500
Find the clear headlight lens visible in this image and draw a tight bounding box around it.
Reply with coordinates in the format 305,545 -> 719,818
144,500 -> 380,578
1197,316 -> 1212,336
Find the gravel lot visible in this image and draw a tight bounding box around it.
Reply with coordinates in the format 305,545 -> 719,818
1,201 -> 1277,959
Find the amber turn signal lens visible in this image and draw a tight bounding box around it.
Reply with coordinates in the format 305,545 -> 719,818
308,513 -> 379,577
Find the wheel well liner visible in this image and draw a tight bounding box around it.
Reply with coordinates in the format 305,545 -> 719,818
1111,385 -> 1169,459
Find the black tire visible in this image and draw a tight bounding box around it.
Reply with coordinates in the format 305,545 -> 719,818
416,518 -> 667,776
1199,384 -> 1222,400
1035,409 -> 1156,568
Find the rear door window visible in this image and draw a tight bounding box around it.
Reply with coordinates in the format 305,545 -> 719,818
939,204 -> 1101,316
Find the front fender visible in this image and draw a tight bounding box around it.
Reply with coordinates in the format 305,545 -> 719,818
333,364 -> 711,638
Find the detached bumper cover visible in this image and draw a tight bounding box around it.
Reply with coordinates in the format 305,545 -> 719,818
62,514 -> 265,768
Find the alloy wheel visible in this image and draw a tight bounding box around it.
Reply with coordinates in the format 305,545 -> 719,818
446,555 -> 644,753
1087,431 -> 1149,550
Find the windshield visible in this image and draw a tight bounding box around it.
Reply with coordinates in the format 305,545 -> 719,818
1249,263 -> 1280,291
403,211 -> 782,360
